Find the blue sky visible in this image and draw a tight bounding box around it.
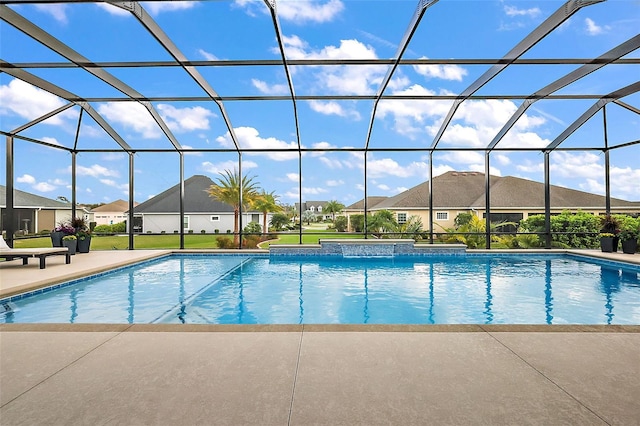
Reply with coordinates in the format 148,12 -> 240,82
1,0 -> 639,207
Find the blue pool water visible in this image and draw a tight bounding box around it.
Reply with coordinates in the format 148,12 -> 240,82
2,254 -> 639,325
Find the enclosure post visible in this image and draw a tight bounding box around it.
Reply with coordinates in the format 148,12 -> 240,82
485,152 -> 491,249
128,152 -> 135,250
71,151 -> 77,221
179,153 -> 185,250
5,135 -> 15,247
238,153 -> 243,249
363,152 -> 368,239
298,151 -> 302,244
428,151 -> 434,244
603,105 -> 611,214
544,151 -> 551,249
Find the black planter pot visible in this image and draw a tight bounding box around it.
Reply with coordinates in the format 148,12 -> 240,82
600,237 -> 618,253
51,231 -> 64,247
77,235 -> 91,253
62,239 -> 77,255
621,238 -> 638,254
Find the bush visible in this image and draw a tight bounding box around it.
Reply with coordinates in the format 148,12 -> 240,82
242,235 -> 261,249
146,231 -> 152,234
214,229 -> 219,234
201,229 -> 206,234
216,236 -> 235,249
188,229 -> 194,234
40,229 -> 51,235
243,222 -> 262,234
334,216 -> 348,232
111,221 -> 126,233
93,224 -> 113,233
160,230 -> 166,234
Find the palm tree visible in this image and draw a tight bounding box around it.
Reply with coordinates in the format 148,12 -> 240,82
302,210 -> 316,225
324,200 -> 345,222
253,190 -> 282,235
207,169 -> 261,245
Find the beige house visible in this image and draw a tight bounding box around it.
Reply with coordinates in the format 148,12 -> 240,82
91,199 -> 137,226
344,171 -> 640,231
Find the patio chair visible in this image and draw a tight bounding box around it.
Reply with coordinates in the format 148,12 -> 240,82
0,236 -> 71,269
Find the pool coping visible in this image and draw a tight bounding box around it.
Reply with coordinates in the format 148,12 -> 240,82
1,323 -> 639,333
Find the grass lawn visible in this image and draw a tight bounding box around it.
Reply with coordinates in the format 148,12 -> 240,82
13,231 -> 364,250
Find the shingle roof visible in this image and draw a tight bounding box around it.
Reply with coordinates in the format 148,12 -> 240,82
0,185 -> 71,209
349,171 -> 640,210
345,196 -> 389,210
91,199 -> 137,212
133,175 -> 236,214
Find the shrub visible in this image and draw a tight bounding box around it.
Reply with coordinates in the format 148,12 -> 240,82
40,229 -> 51,235
214,229 -> 219,234
111,221 -> 126,233
226,229 -> 231,234
188,229 -> 194,234
201,229 -> 206,234
334,216 -> 348,232
216,236 -> 235,249
160,230 -> 166,234
243,222 -> 262,234
146,231 -> 152,234
242,235 -> 261,249
93,224 -> 112,233
173,230 -> 178,234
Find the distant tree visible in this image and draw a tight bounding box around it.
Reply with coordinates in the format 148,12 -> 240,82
454,212 -> 474,228
253,190 -> 282,234
368,210 -> 397,237
334,216 -> 348,232
207,169 -> 261,245
270,213 -> 290,231
57,196 -> 70,203
301,210 -> 316,225
351,214 -> 365,232
324,200 -> 345,222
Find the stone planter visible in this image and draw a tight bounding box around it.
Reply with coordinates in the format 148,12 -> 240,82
62,239 -> 77,255
621,239 -> 638,254
50,231 -> 64,247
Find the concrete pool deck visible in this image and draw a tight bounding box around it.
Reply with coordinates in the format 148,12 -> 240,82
1,249 -> 639,424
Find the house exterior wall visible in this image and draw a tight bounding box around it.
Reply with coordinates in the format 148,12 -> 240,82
137,213 -> 268,234
93,211 -> 128,226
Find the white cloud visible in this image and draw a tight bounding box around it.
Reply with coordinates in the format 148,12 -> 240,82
308,101 -> 361,120
550,151 -> 603,179
33,182 -> 56,192
97,102 -> 160,138
286,173 -> 300,182
279,36 -> 384,96
201,160 -> 258,175
504,5 -> 541,18
235,0 -> 343,23
326,179 -> 344,187
74,164 -> 120,178
157,104 -> 215,132
216,127 -> 299,161
377,184 -> 390,191
277,0 -> 344,24
366,157 -> 428,179
440,151 -> 484,165
494,154 -> 511,166
34,4 -> 68,23
198,49 -> 219,61
143,1 -> 198,14
17,174 -> 36,184
413,58 -> 467,81
432,165 -> 455,177
585,18 -> 610,36
610,166 -> 640,200
252,79 -> 289,95
0,79 -> 74,125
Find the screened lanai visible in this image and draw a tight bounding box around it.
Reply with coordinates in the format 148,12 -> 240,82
1,0 -> 639,249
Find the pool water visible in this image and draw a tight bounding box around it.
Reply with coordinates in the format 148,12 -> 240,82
2,254 -> 639,325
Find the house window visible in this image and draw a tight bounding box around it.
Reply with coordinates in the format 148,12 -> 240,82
309,206 -> 315,212
436,212 -> 449,221
397,213 -> 407,224
318,206 -> 323,212
210,215 -> 220,221
183,216 -> 189,230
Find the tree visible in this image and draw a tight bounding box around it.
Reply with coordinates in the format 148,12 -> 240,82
57,196 -> 70,203
368,210 -> 398,237
207,169 -> 261,245
302,210 -> 316,225
253,190 -> 282,235
324,200 -> 345,222
270,213 -> 290,231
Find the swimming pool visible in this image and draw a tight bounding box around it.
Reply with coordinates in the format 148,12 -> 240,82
1,254 -> 639,325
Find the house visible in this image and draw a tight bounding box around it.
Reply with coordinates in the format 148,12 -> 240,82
0,185 -> 77,234
344,171 -> 640,231
295,201 -> 332,221
131,175 -> 269,234
91,199 -> 138,227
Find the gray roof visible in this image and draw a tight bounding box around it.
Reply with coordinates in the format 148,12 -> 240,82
345,196 -> 389,210
349,171 -> 640,210
133,175 -> 237,214
0,185 -> 71,209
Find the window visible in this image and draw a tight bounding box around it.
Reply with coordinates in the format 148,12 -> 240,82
318,206 -> 323,212
397,213 -> 407,224
309,206 -> 315,212
183,216 -> 189,230
210,215 -> 220,221
436,212 -> 449,221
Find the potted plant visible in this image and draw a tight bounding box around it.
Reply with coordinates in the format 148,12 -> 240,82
617,216 -> 639,254
51,222 -> 75,247
599,214 -> 620,252
62,234 -> 77,255
76,229 -> 92,253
